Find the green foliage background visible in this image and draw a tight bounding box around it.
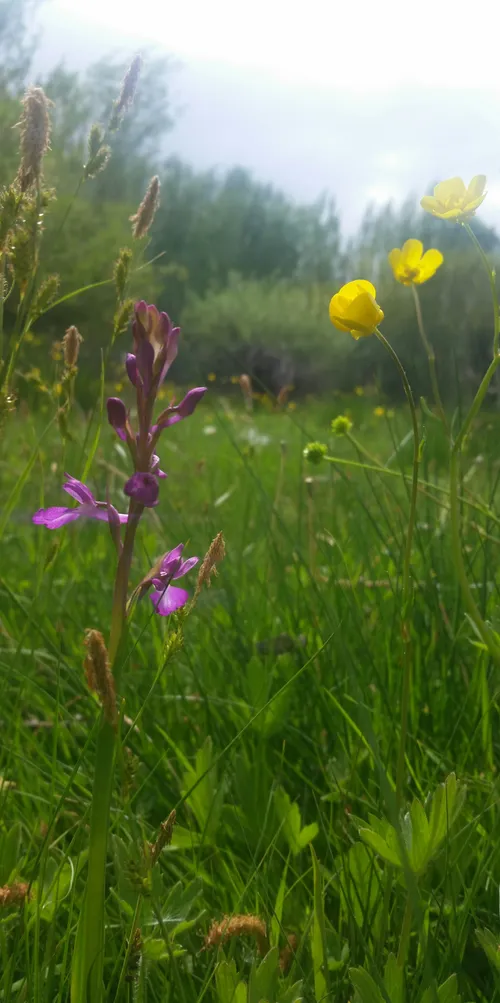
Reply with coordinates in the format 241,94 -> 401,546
1,0 -> 498,405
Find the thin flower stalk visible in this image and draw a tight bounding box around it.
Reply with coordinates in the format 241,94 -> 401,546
411,284 -> 448,430
449,351 -> 500,668
462,221 -> 500,358
374,329 -> 420,806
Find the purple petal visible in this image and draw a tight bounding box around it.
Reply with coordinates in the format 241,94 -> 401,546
158,326 -> 180,385
62,475 -> 95,505
173,556 -> 199,579
126,354 -> 138,388
107,397 -> 127,429
136,339 -> 155,395
150,454 -> 167,479
156,387 -> 207,431
177,387 -> 206,418
32,506 -> 81,529
124,472 -> 159,507
160,543 -> 184,575
93,509 -> 129,524
150,584 -> 189,616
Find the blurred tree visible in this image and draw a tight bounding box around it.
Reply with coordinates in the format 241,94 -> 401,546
0,0 -> 39,93
150,160 -> 344,318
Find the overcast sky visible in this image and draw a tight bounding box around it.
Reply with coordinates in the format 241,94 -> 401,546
37,0 -> 500,233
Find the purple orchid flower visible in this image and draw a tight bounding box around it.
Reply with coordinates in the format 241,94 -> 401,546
32,475 -> 128,529
129,301 -> 180,394
148,544 -> 199,616
106,302 -> 206,512
124,471 -> 160,507
107,397 -> 128,441
153,387 -> 207,433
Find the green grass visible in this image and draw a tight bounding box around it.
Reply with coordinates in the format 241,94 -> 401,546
2,394 -> 500,1002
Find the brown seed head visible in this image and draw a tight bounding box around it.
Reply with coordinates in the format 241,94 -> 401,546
149,808 -> 176,865
204,914 -> 268,955
0,882 -> 29,908
17,86 -> 52,192
84,629 -> 116,726
126,927 -> 143,983
62,326 -> 83,368
110,55 -> 143,129
193,532 -> 225,603
130,176 -> 160,239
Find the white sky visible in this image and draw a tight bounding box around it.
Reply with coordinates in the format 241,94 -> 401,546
41,0 -> 500,232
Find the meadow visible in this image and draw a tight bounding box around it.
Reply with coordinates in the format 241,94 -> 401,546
3,383 -> 500,1002
2,35 -> 500,1003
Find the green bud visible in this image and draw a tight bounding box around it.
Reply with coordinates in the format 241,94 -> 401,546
331,415 -> 353,436
303,441 -> 328,465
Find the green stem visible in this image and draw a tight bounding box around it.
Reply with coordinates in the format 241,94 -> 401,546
0,252 -> 5,368
449,449 -> 500,667
74,503 -> 142,1002
463,221 -> 500,357
454,353 -> 500,454
411,284 -> 448,430
346,430 -> 383,467
375,330 -> 419,805
447,351 -> 500,670
112,897 -> 143,1003
397,896 -> 413,966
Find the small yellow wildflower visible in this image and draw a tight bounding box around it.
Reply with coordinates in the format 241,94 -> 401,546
388,239 -> 443,286
287,401 -> 297,411
329,280 -> 384,339
230,375 -> 239,384
373,406 -> 385,418
157,388 -> 167,401
420,175 -> 486,221
114,382 -> 123,392
207,372 -> 216,382
54,382 -> 63,396
354,386 -> 364,396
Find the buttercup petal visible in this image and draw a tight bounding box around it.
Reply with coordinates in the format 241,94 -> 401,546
467,175 -> 486,201
464,193 -> 487,214
344,292 -> 383,336
401,239 -> 423,268
338,279 -> 376,304
420,196 -> 441,214
388,248 -> 402,271
434,177 -> 466,203
415,249 -> 443,283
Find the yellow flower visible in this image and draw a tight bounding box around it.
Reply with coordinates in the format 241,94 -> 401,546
373,406 -> 385,417
207,372 -> 216,382
230,375 -> 240,384
114,382 -> 123,392
354,385 -> 364,396
329,280 -> 384,339
287,401 -> 297,411
420,175 -> 486,221
388,239 -> 443,286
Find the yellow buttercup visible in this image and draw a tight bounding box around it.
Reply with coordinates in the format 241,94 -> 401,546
329,280 -> 384,340
388,239 -> 443,286
420,175 -> 486,221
